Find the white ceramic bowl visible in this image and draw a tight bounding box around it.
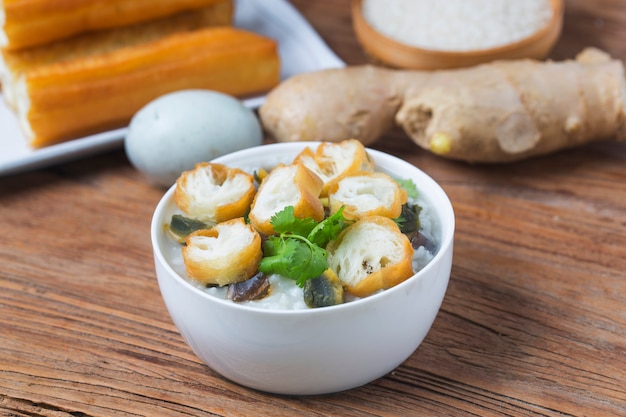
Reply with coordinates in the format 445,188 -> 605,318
151,142 -> 455,395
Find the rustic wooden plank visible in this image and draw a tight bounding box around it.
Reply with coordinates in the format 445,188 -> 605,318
1,0 -> 625,416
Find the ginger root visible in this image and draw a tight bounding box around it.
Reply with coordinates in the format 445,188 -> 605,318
259,48 -> 626,163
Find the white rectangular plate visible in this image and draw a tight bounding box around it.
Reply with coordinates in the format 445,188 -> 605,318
0,0 -> 344,176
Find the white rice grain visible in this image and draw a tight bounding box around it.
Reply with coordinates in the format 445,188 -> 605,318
362,0 -> 553,51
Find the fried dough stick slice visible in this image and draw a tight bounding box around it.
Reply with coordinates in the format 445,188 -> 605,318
249,162 -> 324,236
183,218 -> 263,287
293,139 -> 375,197
328,216 -> 414,297
328,172 -> 407,220
175,162 -> 256,224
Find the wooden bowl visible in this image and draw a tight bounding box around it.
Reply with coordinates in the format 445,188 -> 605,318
352,0 -> 564,70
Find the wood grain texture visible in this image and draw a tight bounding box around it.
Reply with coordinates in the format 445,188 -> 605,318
1,0 -> 625,416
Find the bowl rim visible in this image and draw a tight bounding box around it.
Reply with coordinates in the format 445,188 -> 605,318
151,142 -> 455,316
352,0 -> 564,57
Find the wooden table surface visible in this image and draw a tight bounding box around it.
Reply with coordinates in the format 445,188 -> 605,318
1,1 -> 625,416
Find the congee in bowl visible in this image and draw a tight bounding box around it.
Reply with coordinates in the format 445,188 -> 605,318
151,140 -> 454,395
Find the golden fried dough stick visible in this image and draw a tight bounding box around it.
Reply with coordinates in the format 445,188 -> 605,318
183,218 -> 263,287
12,27 -> 280,148
175,163 -> 256,224
293,139 -> 375,197
1,0 -> 234,108
328,216 -> 414,297
249,163 -> 325,236
1,0 -> 232,50
328,172 -> 407,220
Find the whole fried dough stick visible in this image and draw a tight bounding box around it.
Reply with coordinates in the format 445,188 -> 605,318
1,0 -> 230,50
0,0 -> 234,108
12,27 -> 279,148
260,48 -> 626,163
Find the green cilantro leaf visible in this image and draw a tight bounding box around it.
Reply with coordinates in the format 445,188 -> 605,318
259,236 -> 304,277
396,178 -> 419,199
308,206 -> 350,248
270,206 -> 317,237
259,234 -> 328,286
259,206 -> 351,287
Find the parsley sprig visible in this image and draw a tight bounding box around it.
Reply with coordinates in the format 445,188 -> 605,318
258,206 -> 350,287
